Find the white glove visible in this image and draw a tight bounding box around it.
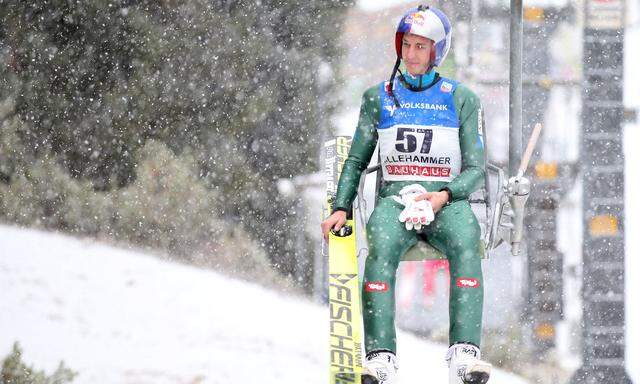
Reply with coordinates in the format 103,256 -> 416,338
392,184 -> 435,231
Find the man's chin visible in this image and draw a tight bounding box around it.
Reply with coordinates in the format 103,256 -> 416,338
407,69 -> 426,76
406,66 -> 425,73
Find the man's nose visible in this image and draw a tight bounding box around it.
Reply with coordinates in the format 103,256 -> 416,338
406,46 -> 415,59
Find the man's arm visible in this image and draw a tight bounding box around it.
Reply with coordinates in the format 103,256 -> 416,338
443,84 -> 486,201
333,86 -> 380,212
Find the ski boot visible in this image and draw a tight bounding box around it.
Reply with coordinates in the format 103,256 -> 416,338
361,350 -> 398,384
446,343 -> 492,384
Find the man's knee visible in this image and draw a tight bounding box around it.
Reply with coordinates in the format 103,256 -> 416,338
366,198 -> 403,244
457,223 -> 481,251
365,197 -> 414,268
436,203 -> 481,251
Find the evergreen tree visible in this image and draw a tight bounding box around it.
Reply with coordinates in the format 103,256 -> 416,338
0,0 -> 354,287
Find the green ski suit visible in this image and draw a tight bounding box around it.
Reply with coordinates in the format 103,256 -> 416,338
333,73 -> 486,353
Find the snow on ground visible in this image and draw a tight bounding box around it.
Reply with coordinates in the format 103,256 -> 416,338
0,225 -> 529,384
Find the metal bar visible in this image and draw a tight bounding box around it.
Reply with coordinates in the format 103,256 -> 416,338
509,0 -> 523,178
364,164 -> 381,174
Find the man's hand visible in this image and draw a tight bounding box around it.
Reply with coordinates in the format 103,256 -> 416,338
398,199 -> 434,230
321,210 -> 348,242
393,184 -> 435,231
414,190 -> 450,214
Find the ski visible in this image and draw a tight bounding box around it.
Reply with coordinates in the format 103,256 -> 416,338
324,136 -> 363,384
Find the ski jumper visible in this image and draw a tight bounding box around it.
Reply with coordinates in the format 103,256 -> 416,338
333,73 -> 486,353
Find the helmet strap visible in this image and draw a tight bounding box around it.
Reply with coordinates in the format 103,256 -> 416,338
387,56 -> 402,107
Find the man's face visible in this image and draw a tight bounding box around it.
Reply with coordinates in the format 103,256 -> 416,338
401,33 -> 434,76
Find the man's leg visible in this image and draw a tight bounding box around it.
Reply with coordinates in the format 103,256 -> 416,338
363,197 -> 417,354
424,200 -> 484,347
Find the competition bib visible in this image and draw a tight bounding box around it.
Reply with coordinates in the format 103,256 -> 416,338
378,124 -> 461,182
377,77 -> 461,182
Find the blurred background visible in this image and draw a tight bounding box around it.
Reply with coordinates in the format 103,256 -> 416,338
0,0 -> 638,383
